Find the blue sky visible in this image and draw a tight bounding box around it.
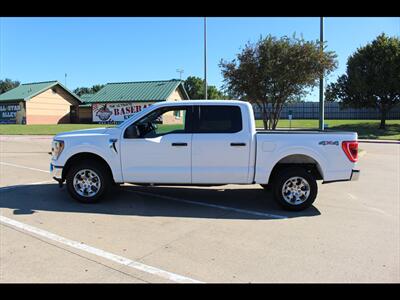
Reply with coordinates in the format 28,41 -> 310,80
0,17 -> 399,101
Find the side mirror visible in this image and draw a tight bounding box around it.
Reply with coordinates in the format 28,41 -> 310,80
124,124 -> 140,139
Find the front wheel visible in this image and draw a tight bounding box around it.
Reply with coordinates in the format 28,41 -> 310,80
66,160 -> 110,203
272,167 -> 318,211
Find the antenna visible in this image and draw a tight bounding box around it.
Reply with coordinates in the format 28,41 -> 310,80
176,68 -> 184,80
65,73 -> 67,87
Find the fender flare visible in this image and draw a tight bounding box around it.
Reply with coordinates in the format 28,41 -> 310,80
62,145 -> 122,182
266,146 -> 327,183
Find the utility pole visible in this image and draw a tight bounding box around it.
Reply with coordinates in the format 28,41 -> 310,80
204,17 -> 207,100
319,17 -> 325,131
176,68 -> 184,80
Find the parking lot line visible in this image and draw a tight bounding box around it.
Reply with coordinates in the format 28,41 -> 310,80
124,188 -> 288,219
0,161 -> 50,173
0,215 -> 203,283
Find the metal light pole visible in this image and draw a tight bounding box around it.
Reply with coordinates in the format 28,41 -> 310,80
319,17 -> 325,130
204,17 -> 207,100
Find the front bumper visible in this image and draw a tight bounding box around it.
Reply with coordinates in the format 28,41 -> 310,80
50,163 -> 63,184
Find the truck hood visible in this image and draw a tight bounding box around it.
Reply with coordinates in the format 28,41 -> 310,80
54,127 -> 113,140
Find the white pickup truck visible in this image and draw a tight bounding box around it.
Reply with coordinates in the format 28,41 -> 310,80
50,100 -> 359,211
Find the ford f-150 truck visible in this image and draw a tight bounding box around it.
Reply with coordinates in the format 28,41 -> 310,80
50,100 -> 359,211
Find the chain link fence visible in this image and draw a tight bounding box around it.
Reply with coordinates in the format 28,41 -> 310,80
253,102 -> 400,120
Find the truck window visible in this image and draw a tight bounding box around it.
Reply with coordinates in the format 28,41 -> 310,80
195,106 -> 242,133
124,106 -> 192,139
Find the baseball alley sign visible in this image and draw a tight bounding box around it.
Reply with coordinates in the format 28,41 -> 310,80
92,102 -> 152,123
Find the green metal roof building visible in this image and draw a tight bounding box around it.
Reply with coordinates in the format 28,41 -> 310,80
0,81 -> 81,103
83,79 -> 189,104
79,94 -> 94,103
0,79 -> 189,124
0,81 -> 81,124
79,79 -> 189,123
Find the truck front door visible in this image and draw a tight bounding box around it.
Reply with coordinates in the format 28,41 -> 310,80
120,106 -> 193,183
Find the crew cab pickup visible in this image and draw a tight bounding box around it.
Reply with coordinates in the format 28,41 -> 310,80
50,100 -> 359,211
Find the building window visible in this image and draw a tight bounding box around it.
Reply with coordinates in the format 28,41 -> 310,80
173,110 -> 181,119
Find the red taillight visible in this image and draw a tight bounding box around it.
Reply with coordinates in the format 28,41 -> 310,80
342,141 -> 358,162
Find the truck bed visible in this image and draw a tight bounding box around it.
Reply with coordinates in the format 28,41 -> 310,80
253,129 -> 358,183
255,129 -> 356,135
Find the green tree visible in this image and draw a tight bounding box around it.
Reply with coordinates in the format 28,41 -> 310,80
91,84 -> 104,93
73,84 -> 105,96
286,95 -> 305,103
73,87 -> 91,96
183,76 -> 203,99
0,78 -> 20,94
183,76 -> 227,100
326,33 -> 400,129
220,34 -> 337,129
207,85 -> 228,99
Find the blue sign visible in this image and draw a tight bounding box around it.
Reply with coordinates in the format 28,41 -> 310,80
0,103 -> 21,124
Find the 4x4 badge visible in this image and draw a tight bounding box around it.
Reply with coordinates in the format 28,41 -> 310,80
319,141 -> 339,146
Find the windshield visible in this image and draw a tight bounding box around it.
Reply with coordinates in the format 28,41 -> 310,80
116,105 -> 155,128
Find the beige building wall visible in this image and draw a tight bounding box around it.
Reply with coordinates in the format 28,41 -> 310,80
163,87 -> 186,124
26,87 -> 79,124
166,88 -> 185,102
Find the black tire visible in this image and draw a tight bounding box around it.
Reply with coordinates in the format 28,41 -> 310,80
66,160 -> 111,204
272,167 -> 318,211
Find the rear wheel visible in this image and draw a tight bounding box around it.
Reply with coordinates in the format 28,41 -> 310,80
272,167 -> 317,211
66,160 -> 111,203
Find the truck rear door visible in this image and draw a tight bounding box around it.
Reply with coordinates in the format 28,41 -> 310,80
191,105 -> 251,184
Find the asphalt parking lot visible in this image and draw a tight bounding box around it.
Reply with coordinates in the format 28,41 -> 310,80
0,135 -> 399,283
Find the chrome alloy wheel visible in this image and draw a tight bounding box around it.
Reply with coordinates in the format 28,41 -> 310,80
73,169 -> 101,197
281,176 -> 311,205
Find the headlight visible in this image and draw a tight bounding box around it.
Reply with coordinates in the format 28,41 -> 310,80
52,140 -> 64,159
